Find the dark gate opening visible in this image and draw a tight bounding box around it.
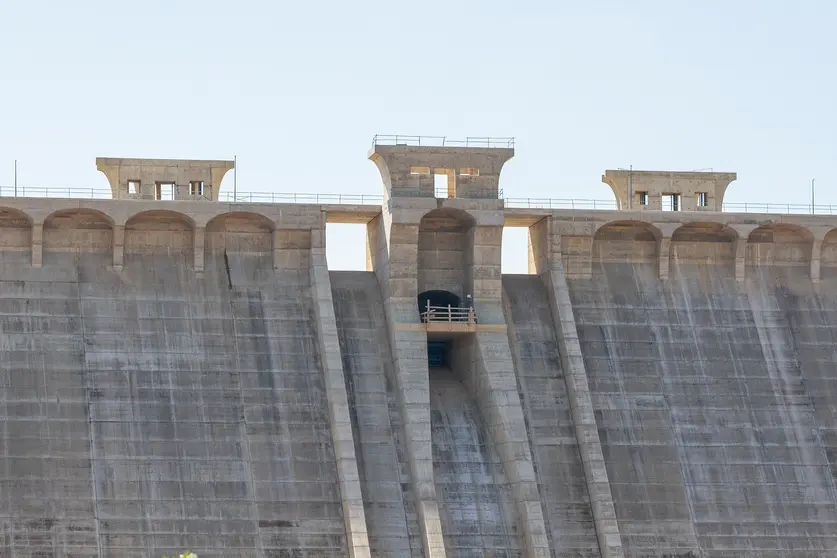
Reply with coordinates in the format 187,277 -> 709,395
418,290 -> 461,323
427,340 -> 450,367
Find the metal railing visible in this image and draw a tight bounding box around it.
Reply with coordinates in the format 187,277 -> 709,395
372,134 -> 515,148
0,185 -> 113,199
2,184 -> 837,216
420,304 -> 477,324
0,186 -> 384,205
721,202 -> 837,215
503,197 -> 837,215
217,192 -> 383,204
504,198 -> 619,210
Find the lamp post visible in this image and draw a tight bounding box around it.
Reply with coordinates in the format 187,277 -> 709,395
812,178 -> 816,214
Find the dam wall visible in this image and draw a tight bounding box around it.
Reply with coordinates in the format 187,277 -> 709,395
4,146 -> 837,557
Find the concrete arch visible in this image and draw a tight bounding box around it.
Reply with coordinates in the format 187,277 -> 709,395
205,211 -> 275,257
43,208 -> 114,259
746,223 -> 814,268
593,219 -> 662,241
418,208 -> 477,300
43,207 -> 115,228
669,221 -> 738,270
820,228 -> 837,272
0,207 -> 35,264
0,207 -> 34,226
419,207 -> 477,231
125,209 -> 196,230
205,211 -> 275,232
593,220 -> 662,266
124,209 -> 195,258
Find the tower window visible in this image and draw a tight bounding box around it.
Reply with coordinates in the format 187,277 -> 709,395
638,191 -> 648,206
697,192 -> 708,207
662,193 -> 680,211
155,182 -> 175,201
127,180 -> 140,194
190,181 -> 204,196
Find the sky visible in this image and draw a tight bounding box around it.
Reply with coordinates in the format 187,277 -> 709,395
1,0 -> 836,272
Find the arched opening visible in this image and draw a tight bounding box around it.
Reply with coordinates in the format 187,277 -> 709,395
205,211 -> 274,256
124,210 -> 194,259
821,228 -> 837,280
418,208 -> 476,300
593,220 -> 661,268
670,222 -> 737,273
0,208 -> 33,265
418,289 -> 462,318
746,224 -> 813,268
43,209 -> 114,265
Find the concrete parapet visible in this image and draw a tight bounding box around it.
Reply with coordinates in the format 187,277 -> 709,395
602,169 -> 736,211
96,157 -> 234,201
369,145 -> 513,200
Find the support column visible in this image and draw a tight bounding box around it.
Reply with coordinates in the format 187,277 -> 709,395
273,230 -> 282,270
530,217 -> 624,558
729,224 -> 758,282
31,222 -> 43,268
112,225 -> 124,271
658,236 -> 672,280
811,239 -> 823,283
367,211 -> 447,558
309,218 -> 371,558
193,227 -> 205,272
467,222 -> 551,557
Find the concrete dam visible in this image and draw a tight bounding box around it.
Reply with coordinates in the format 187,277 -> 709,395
1,143 -> 837,557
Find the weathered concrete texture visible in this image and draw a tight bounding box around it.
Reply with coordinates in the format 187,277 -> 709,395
0,253 -> 99,557
567,255 -> 837,558
0,246 -> 350,557
330,271 -> 423,557
429,367 -> 522,557
503,275 -> 602,558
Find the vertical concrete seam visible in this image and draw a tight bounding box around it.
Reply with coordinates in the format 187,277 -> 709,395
77,269 -> 104,557
227,291 -> 267,556
309,257 -> 372,558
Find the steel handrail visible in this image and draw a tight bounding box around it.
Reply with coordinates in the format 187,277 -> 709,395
2,184 -> 837,215
420,305 -> 477,324
372,134 -> 515,148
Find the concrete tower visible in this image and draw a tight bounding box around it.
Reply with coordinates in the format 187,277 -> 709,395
366,135 -> 552,557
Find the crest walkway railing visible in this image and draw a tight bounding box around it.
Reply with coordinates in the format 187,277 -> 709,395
0,185 -> 834,215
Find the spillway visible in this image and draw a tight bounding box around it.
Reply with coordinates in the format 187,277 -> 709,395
503,274 -> 600,558
330,271 -> 422,557
429,367 -> 521,557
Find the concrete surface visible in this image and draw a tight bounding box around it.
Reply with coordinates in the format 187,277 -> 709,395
602,170 -> 736,211
7,149 -> 837,557
96,158 -> 234,201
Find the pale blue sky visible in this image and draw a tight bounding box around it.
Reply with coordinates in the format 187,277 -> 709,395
1,1 -> 835,272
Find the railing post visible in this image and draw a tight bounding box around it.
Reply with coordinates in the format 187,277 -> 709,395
447,304 -> 451,322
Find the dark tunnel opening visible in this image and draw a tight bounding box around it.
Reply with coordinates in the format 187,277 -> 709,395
417,290 -> 461,322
